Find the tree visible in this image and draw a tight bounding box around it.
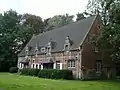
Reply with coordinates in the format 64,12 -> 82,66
0,10 -> 21,71
86,0 -> 120,62
86,0 -> 117,26
44,14 -> 74,31
76,13 -> 85,21
0,10 -> 45,71
21,13 -> 45,34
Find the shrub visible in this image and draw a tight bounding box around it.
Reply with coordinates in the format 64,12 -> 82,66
9,67 -> 18,73
20,68 -> 40,76
38,69 -> 73,80
20,68 -> 73,80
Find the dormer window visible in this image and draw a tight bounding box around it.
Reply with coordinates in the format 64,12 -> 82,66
47,46 -> 51,54
64,44 -> 70,52
64,36 -> 72,52
35,44 -> 38,57
41,47 -> 46,52
65,36 -> 70,43
25,46 -> 28,56
46,41 -> 52,55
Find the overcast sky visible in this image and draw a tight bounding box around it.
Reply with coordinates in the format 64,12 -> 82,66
0,0 -> 88,19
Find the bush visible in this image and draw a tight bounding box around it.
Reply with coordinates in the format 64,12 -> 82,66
38,69 -> 73,80
20,68 -> 40,76
20,68 -> 74,80
9,67 -> 18,73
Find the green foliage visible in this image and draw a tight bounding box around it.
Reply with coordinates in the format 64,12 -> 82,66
0,10 -> 45,72
20,68 -> 73,80
9,67 -> 18,73
20,68 -> 40,76
44,14 -> 74,31
86,0 -> 120,62
22,13 -> 45,34
38,69 -> 73,80
76,13 -> 86,21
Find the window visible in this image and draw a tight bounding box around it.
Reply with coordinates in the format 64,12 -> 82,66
94,46 -> 99,52
33,60 -> 35,63
36,64 -> 38,69
29,47 -> 32,51
97,25 -> 101,29
68,60 -> 75,68
56,61 -> 60,69
25,50 -> 28,55
33,64 -> 34,68
39,65 -> 41,69
64,36 -> 72,52
41,47 -> 45,52
96,60 -> 102,73
64,44 -> 69,51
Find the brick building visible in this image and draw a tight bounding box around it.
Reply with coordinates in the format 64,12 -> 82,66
18,15 -> 115,79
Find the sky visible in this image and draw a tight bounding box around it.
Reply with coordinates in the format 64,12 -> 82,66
0,0 -> 89,19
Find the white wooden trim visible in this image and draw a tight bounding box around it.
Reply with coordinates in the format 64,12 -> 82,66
31,64 -> 33,68
53,63 -> 56,69
41,64 -> 43,70
60,63 -> 62,70
22,64 -> 24,68
38,64 -> 40,69
19,63 -> 22,68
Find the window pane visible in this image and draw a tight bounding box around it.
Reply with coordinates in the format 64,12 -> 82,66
56,63 -> 60,69
36,64 -> 38,69
33,64 -> 34,68
68,61 -> 71,67
72,61 -> 75,67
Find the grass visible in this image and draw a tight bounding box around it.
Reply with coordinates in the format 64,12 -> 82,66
0,73 -> 120,90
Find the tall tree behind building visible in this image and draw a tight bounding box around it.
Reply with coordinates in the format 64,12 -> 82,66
76,13 -> 85,21
0,10 -> 45,72
86,0 -> 120,62
44,14 -> 74,31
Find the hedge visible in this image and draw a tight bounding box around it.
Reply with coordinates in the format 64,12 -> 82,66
20,68 -> 40,76
20,68 -> 73,80
9,67 -> 18,73
38,69 -> 73,80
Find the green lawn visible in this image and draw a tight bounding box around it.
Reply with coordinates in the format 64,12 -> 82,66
0,73 -> 120,90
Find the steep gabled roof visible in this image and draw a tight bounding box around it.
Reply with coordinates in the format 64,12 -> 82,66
18,15 -> 96,57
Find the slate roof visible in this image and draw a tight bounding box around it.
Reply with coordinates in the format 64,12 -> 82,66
18,15 -> 96,57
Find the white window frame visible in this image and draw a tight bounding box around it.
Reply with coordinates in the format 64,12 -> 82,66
68,60 -> 75,68
19,63 -> 22,69
56,62 -> 61,70
32,64 -> 35,68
